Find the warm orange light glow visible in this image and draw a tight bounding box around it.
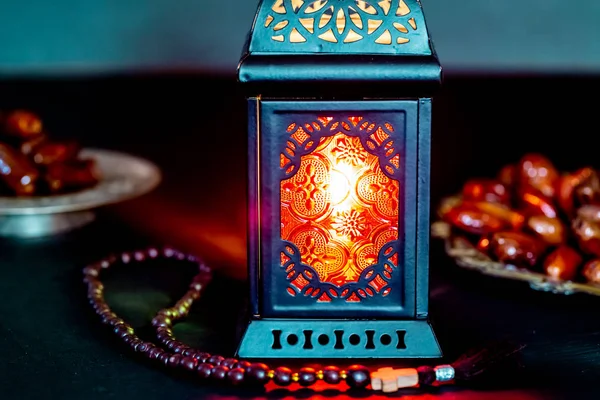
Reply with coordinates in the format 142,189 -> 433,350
281,122 -> 400,301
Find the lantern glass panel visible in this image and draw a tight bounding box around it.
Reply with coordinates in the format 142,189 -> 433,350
259,100 -> 417,318
280,128 -> 400,295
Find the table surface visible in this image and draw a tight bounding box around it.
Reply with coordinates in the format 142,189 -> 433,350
1,73 -> 600,400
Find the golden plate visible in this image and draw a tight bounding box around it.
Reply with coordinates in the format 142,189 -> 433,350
432,195 -> 600,296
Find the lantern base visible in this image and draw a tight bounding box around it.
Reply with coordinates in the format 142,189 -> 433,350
235,319 -> 442,359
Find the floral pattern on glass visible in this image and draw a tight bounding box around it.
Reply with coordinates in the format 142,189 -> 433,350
280,116 -> 401,302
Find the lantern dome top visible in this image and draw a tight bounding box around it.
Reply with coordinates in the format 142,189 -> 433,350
248,0 -> 431,55
238,0 -> 441,97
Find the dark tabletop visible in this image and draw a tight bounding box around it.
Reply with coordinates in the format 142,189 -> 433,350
1,73 -> 600,400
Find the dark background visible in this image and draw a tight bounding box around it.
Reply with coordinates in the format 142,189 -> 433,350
1,1 -> 600,76
1,72 -> 600,400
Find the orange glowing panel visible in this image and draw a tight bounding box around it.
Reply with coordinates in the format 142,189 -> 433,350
280,119 -> 399,302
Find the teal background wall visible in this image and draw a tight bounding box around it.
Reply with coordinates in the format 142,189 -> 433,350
1,0 -> 599,76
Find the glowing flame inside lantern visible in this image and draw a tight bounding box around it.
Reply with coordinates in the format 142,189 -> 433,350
280,125 -> 400,295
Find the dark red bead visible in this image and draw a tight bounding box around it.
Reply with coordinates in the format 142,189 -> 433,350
151,316 -> 170,328
156,326 -> 169,335
130,340 -> 143,350
221,358 -> 238,369
163,247 -> 175,257
298,367 -> 317,387
197,363 -> 213,379
173,345 -> 188,354
94,305 -> 109,314
90,297 -> 102,306
246,363 -> 270,385
182,348 -> 196,357
208,355 -> 224,366
160,329 -> 173,337
322,366 -> 341,384
108,317 -> 123,327
121,334 -> 134,345
135,343 -> 149,353
235,361 -> 252,369
156,332 -> 171,342
147,248 -> 159,258
113,325 -> 129,337
168,354 -> 182,367
145,344 -> 156,353
113,324 -> 127,335
121,253 -> 131,263
158,353 -> 171,365
194,352 -> 211,363
148,348 -> 163,360
227,367 -> 246,386
180,356 -> 197,371
211,366 -> 230,381
346,365 -> 370,389
101,313 -> 116,324
273,367 -> 292,386
167,341 -> 179,351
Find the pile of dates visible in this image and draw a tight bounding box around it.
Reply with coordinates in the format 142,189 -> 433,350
441,153 -> 600,285
0,110 -> 99,196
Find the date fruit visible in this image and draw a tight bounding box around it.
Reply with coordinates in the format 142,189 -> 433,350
498,164 -> 517,188
519,190 -> 558,219
526,215 -> 565,245
543,245 -> 582,281
583,260 -> 600,284
488,231 -> 546,268
0,142 -> 38,195
557,168 -> 600,217
462,179 -> 509,204
3,110 -> 43,139
572,205 -> 600,258
0,109 -> 99,196
517,153 -> 559,199
471,201 -> 525,231
31,141 -> 79,165
45,159 -> 99,193
444,204 -> 507,235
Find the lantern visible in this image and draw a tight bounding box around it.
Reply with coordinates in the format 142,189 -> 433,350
236,0 -> 442,359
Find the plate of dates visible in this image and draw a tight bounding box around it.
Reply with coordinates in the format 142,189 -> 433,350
432,153 -> 600,296
0,110 -> 161,238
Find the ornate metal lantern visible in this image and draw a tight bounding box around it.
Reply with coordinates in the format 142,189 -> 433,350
236,0 -> 442,359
